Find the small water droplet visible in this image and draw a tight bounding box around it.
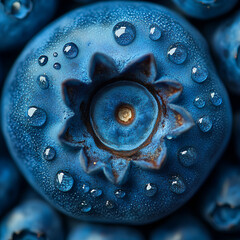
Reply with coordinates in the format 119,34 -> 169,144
80,201 -> 92,213
37,75 -> 49,90
170,176 -> 186,194
38,55 -> 48,66
53,52 -> 58,57
53,63 -> 61,70
43,146 -> 56,161
90,188 -> 102,198
8,0 -> 33,19
145,183 -> 158,197
105,200 -> 115,209
55,171 -> 74,192
178,147 -> 197,167
197,116 -> 213,132
82,184 -> 90,193
194,96 -> 205,108
168,43 -> 187,64
191,65 -> 208,83
210,91 -> 222,106
27,107 -> 47,127
63,42 -> 79,59
114,189 -> 126,199
113,22 -> 136,46
149,24 -> 161,41
236,46 -> 240,68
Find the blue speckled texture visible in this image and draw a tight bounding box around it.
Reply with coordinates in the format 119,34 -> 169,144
1,1 -> 232,224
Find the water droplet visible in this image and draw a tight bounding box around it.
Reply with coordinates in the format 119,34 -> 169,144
168,43 -> 187,64
37,75 -> 49,90
210,91 -> 222,106
178,147 -> 197,167
197,116 -> 213,132
105,200 -> 115,209
82,184 -> 90,193
149,24 -> 161,41
194,96 -> 205,108
191,65 -> 208,83
236,46 -> 240,68
145,183 -> 158,197
55,171 -> 74,192
90,188 -> 102,198
63,42 -> 79,59
43,147 -> 56,161
170,176 -> 186,194
9,0 -> 33,19
53,52 -> 58,57
80,201 -> 92,213
53,63 -> 61,70
114,189 -> 126,199
113,22 -> 136,46
38,55 -> 48,66
27,107 -> 47,127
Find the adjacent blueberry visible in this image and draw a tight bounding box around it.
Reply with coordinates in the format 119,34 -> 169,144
0,198 -> 63,240
0,0 -> 57,51
172,0 -> 238,19
1,2 -> 232,224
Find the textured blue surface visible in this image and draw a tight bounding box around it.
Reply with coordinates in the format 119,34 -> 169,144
172,0 -> 238,19
0,198 -> 64,240
0,0 -> 57,51
1,1 -> 232,224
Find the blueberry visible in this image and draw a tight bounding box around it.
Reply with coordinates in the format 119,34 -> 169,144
234,113 -> 240,159
0,0 -> 57,51
67,223 -> 144,240
150,212 -> 211,240
0,158 -> 21,217
211,12 -> 240,95
1,2 -> 232,224
0,198 -> 64,240
200,163 -> 240,232
172,0 -> 238,19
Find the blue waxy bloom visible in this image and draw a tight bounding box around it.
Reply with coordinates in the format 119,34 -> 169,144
1,1 -> 232,224
172,0 -> 238,19
0,198 -> 64,240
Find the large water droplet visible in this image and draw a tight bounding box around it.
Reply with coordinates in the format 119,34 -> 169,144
27,107 -> 47,127
8,0 -> 33,19
43,146 -> 56,161
113,22 -> 136,46
194,96 -> 205,109
170,176 -> 186,194
236,46 -> 240,68
63,42 -> 79,59
53,63 -> 61,70
210,91 -> 222,106
149,24 -> 161,41
191,65 -> 208,83
82,184 -> 90,193
80,201 -> 92,213
168,43 -> 187,64
55,171 -> 74,192
37,75 -> 49,90
197,116 -> 213,132
178,147 -> 197,167
105,200 -> 115,209
114,189 -> 126,199
38,55 -> 48,66
90,188 -> 102,198
145,183 -> 158,197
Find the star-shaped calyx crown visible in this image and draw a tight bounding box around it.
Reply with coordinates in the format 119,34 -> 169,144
60,53 -> 194,185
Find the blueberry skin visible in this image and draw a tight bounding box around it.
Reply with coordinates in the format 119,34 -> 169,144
67,223 -> 144,240
0,198 -> 64,240
1,1 -> 232,224
200,163 -> 240,232
234,113 -> 240,159
0,158 -> 21,217
172,0 -> 238,20
151,212 -> 211,240
211,12 -> 240,95
0,0 -> 57,51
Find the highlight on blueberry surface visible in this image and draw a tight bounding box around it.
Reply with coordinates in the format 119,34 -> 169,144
1,1 -> 232,224
210,11 -> 240,95
0,198 -> 64,240
172,0 -> 238,19
0,0 -> 57,51
200,163 -> 240,232
67,223 -> 144,240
